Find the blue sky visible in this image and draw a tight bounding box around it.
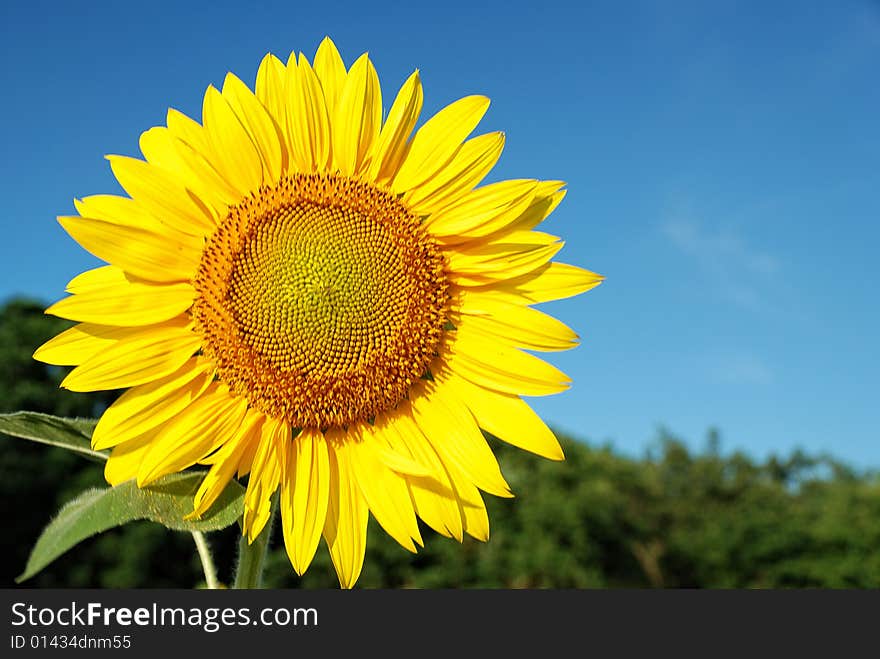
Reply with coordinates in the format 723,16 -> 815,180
1,0 -> 878,467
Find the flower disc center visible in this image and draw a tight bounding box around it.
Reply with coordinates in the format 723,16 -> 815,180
193,173 -> 449,429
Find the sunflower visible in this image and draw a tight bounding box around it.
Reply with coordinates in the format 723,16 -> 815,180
34,37 -> 602,588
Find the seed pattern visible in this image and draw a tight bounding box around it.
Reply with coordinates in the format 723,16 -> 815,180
192,173 -> 449,429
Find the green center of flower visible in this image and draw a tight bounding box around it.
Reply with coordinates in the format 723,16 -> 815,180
192,173 -> 449,429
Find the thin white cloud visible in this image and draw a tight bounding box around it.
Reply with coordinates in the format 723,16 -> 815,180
709,352 -> 774,385
662,218 -> 779,275
662,217 -> 780,309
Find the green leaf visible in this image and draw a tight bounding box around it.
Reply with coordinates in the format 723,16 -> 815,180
0,412 -> 106,462
18,472 -> 244,582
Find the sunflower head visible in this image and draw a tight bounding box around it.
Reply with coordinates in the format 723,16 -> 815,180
35,37 -> 603,588
192,172 -> 449,429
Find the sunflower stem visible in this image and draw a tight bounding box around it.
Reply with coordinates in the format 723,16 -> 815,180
232,496 -> 277,589
192,531 -> 219,590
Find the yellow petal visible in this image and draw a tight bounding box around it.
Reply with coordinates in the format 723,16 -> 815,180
280,427 -> 330,575
332,53 -> 382,176
91,359 -> 211,450
34,322 -> 174,366
534,179 -> 567,197
286,54 -> 330,172
243,416 -> 288,542
76,192 -> 209,242
61,323 -> 201,392
426,179 -> 537,240
443,461 -> 490,541
313,36 -> 347,116
446,231 -> 564,283
236,430 -> 261,478
137,385 -> 247,486
368,70 -> 423,183
449,185 -> 567,248
348,422 -> 422,551
202,85 -> 264,194
58,215 -> 199,283
107,155 -> 217,236
46,282 -> 194,327
165,110 -> 243,212
458,296 -> 579,352
323,433 -> 369,589
465,262 -> 604,303
255,53 -> 289,161
351,410 -> 436,480
392,95 -> 490,192
104,434 -> 153,486
405,476 -> 460,539
139,126 -> 184,173
188,408 -> 264,519
502,183 -> 566,234
409,380 -> 512,498
391,402 -> 490,541
137,127 -> 221,232
448,330 -> 571,397
380,409 -> 463,541
65,265 -> 127,294
443,372 -> 564,461
166,107 -> 212,156
374,443 -> 433,478
404,131 -> 504,214
221,73 -> 284,184
473,228 -> 561,248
